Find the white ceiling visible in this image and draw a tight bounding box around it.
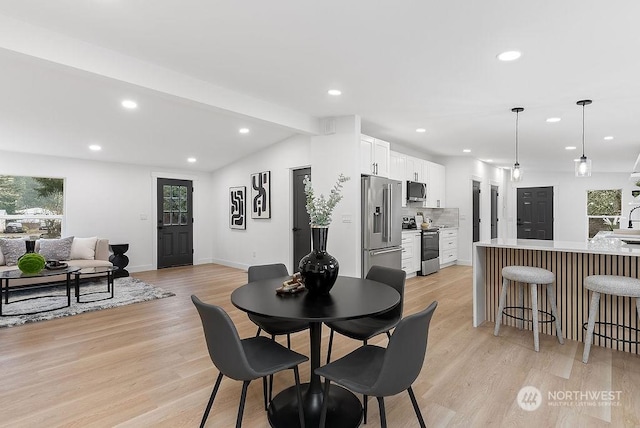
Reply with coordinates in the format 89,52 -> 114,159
0,1 -> 639,174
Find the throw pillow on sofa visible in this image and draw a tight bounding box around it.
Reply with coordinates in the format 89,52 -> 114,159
0,238 -> 27,266
38,236 -> 74,261
70,237 -> 98,260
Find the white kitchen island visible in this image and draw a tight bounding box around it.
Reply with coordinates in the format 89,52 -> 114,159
473,236 -> 640,354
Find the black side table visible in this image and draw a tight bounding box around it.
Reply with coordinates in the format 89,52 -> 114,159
109,244 -> 129,278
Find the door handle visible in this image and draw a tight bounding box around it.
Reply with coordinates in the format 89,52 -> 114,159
292,227 -> 300,232
370,247 -> 402,256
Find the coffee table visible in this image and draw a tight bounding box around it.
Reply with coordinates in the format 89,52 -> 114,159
74,266 -> 119,303
0,266 -> 80,316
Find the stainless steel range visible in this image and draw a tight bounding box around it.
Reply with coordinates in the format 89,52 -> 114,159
419,228 -> 440,276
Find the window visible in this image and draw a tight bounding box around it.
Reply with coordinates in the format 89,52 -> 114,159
586,189 -> 622,238
0,175 -> 64,238
163,184 -> 189,226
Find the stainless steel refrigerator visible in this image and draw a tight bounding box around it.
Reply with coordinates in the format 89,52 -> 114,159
362,175 -> 402,277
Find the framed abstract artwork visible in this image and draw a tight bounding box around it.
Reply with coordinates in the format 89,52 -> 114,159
229,186 -> 246,229
251,171 -> 271,219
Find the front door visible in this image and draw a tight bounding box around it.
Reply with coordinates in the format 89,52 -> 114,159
517,186 -> 554,240
157,178 -> 193,268
292,168 -> 311,273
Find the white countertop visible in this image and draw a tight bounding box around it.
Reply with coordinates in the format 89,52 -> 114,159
474,236 -> 640,257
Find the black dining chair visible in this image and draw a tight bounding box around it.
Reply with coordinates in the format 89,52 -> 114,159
191,296 -> 308,428
324,265 -> 406,423
316,301 -> 438,428
247,263 -> 309,349
247,263 -> 309,405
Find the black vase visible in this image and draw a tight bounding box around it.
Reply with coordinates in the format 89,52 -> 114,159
17,240 -> 38,271
24,240 -> 36,253
299,227 -> 339,295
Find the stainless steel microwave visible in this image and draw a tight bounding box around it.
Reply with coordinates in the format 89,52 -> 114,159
407,181 -> 427,202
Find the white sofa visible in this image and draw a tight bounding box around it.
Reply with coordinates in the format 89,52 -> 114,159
0,238 -> 112,286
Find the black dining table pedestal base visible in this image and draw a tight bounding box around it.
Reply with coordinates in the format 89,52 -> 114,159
268,383 -> 362,428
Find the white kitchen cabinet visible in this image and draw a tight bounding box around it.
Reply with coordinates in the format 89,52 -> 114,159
401,232 -> 414,274
405,156 -> 426,183
390,151 -> 407,207
412,231 -> 422,273
426,161 -> 446,208
439,228 -> 458,267
360,135 -> 390,178
402,230 -> 422,276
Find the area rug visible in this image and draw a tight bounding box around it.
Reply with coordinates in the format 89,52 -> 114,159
0,277 -> 175,328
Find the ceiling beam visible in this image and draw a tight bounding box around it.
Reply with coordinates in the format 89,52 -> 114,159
0,14 -> 320,136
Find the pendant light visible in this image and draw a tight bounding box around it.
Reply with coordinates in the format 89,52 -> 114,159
510,107 -> 524,182
575,99 -> 592,177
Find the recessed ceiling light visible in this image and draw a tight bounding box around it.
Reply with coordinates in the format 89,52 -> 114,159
187,157 -> 196,163
416,128 -> 426,133
328,89 -> 342,96
565,146 -> 577,150
239,128 -> 250,134
463,149 -> 471,153
485,159 -> 494,163
497,51 -> 522,62
121,99 -> 138,109
604,136 -> 614,140
546,117 -> 561,123
89,144 -> 101,151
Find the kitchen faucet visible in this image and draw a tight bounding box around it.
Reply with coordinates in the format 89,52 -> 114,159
629,206 -> 640,228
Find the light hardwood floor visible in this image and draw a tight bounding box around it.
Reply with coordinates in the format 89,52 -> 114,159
1,264 -> 638,427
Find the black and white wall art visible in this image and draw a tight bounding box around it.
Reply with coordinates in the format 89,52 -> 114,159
229,186 -> 246,229
251,171 -> 271,219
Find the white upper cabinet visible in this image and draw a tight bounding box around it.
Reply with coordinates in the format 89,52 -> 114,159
426,161 -> 446,208
390,151 -> 407,207
360,135 -> 390,178
405,156 -> 426,183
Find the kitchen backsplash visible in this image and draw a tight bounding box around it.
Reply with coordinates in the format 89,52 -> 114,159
401,207 -> 459,228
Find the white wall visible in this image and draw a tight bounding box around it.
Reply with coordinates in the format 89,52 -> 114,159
310,116 -> 362,276
210,134 -> 311,271
0,150 -> 214,272
210,115 -> 362,275
504,171 -> 638,241
443,157 -> 506,265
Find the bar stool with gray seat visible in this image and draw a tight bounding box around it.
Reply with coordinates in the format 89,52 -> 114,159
582,275 -> 640,363
494,266 -> 564,352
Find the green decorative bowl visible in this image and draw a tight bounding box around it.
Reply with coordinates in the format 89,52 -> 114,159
17,252 -> 46,274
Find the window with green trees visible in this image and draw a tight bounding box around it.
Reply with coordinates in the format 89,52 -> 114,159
0,175 -> 64,238
587,189 -> 622,238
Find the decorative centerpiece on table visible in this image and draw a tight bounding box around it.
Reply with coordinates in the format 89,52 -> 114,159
17,240 -> 46,274
298,173 -> 350,295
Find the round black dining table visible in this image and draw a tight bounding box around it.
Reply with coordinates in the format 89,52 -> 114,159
231,275 -> 400,428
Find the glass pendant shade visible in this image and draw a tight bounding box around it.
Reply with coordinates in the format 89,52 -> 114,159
511,162 -> 522,181
575,155 -> 592,177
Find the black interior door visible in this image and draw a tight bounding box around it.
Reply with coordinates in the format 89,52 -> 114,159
472,180 -> 480,242
517,186 -> 554,240
157,178 -> 193,268
491,185 -> 498,239
292,168 -> 311,272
